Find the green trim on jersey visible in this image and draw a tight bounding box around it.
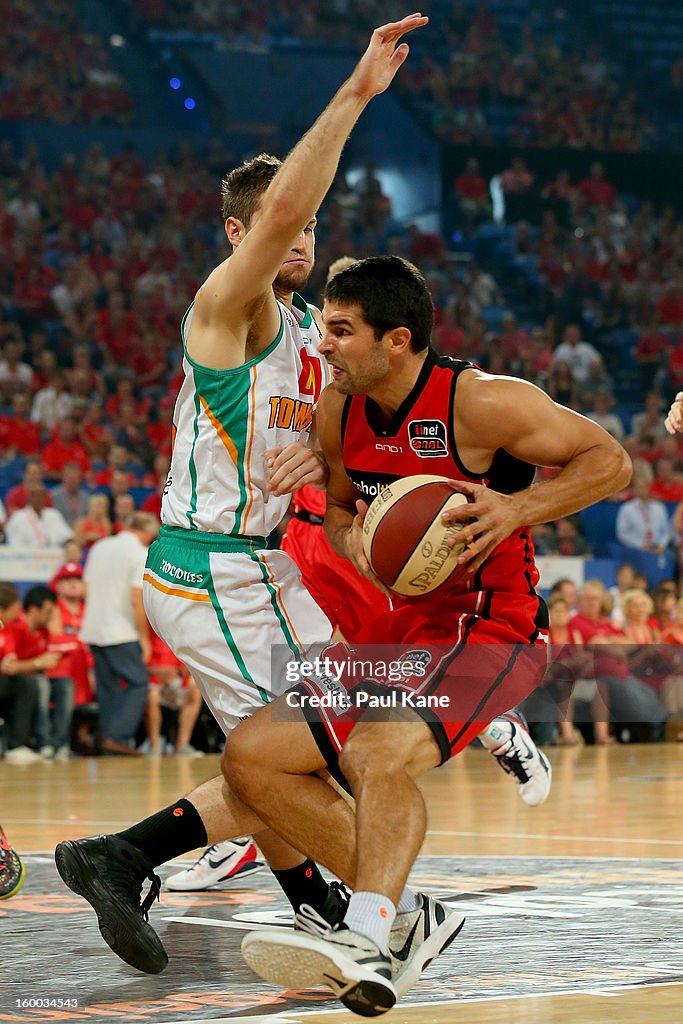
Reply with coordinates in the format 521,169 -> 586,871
292,292 -> 313,330
186,385 -> 201,530
159,525 -> 267,552
180,301 -> 286,376
250,552 -> 303,663
205,569 -> 270,704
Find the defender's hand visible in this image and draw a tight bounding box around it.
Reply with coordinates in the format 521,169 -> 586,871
267,443 -> 328,496
664,392 -> 683,435
348,13 -> 428,100
441,480 -> 523,576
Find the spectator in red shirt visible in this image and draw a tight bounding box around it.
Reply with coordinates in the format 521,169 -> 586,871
1,585 -> 67,760
5,459 -> 53,516
454,157 -> 490,228
92,445 -> 136,489
657,281 -> 683,327
140,454 -> 170,517
634,319 -> 672,392
49,563 -> 93,710
42,417 -> 92,481
113,493 -> 137,533
570,582 -> 668,739
145,400 -> 174,458
0,393 -> 42,459
650,456 -> 683,503
578,162 -> 617,206
96,291 -> 137,362
0,582 -> 41,764
81,400 -> 113,462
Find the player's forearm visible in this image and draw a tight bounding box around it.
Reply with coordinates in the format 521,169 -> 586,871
515,442 -> 631,527
324,501 -> 356,559
260,82 -> 368,240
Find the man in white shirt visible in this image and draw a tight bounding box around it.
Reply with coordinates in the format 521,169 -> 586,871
551,323 -> 601,384
5,484 -> 73,548
616,473 -> 672,552
31,372 -> 75,432
80,513 -> 159,755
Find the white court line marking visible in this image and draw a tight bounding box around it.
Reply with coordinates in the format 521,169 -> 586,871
22,851 -> 683,863
427,830 -> 683,846
145,979 -> 683,1023
2,819 -> 126,826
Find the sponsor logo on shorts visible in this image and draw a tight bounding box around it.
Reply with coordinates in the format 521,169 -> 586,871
408,419 -> 448,457
160,559 -> 203,585
398,649 -> 433,675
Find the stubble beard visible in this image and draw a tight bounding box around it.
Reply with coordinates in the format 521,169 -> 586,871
273,264 -> 312,297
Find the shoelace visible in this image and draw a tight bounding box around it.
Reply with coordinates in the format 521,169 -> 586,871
496,747 -> 531,784
139,873 -> 162,921
329,880 -> 351,912
295,902 -> 335,937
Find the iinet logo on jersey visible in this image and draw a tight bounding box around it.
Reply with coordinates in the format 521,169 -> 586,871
408,419 -> 448,457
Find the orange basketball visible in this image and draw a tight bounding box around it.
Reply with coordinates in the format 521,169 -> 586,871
362,475 -> 469,596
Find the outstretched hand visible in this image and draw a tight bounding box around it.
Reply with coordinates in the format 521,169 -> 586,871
441,479 -> 523,576
664,392 -> 683,435
349,12 -> 429,100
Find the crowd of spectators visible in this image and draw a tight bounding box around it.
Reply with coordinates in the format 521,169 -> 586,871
127,0 -> 676,154
0,0 -> 133,124
525,571 -> 683,747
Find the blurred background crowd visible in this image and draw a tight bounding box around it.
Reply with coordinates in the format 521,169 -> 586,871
2,0 -> 683,759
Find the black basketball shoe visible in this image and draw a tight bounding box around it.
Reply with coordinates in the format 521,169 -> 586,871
55,835 -> 167,973
0,826 -> 25,900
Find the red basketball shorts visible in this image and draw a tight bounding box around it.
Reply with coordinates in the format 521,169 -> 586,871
281,516 -> 390,643
291,589 -> 550,775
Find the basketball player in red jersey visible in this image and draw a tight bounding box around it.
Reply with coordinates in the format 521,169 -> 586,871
226,255 -> 632,1013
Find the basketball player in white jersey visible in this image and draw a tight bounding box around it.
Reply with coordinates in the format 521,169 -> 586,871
54,14 -> 549,1000
55,10 -> 465,989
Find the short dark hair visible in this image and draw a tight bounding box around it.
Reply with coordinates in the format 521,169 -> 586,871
0,582 -> 19,610
324,255 -> 434,352
221,153 -> 282,226
23,585 -> 56,612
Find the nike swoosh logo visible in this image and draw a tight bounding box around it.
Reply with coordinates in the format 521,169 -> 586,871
207,855 -> 237,869
389,917 -> 421,962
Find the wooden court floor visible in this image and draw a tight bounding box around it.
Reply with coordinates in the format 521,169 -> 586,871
2,743 -> 682,1024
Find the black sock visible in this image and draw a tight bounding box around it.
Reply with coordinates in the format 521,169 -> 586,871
272,858 -> 331,915
116,798 -> 208,868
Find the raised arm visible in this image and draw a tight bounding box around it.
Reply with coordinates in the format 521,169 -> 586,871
444,371 -> 632,573
188,14 -> 428,369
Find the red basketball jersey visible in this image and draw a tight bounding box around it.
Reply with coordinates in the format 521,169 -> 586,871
341,349 -> 540,598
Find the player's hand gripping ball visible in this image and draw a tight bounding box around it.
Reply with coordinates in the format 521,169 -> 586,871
362,475 -> 470,596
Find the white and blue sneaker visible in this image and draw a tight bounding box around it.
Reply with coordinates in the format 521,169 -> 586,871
295,891 -> 465,1001
164,839 -> 264,891
242,922 -> 396,1017
389,894 -> 465,998
483,711 -> 552,806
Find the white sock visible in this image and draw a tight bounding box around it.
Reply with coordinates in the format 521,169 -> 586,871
397,887 -> 420,914
344,891 -> 396,953
478,717 -> 513,752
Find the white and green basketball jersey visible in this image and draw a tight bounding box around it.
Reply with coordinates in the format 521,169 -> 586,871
162,293 -> 329,538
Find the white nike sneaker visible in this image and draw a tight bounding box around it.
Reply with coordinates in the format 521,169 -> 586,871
389,894 -> 465,998
164,839 -> 264,891
483,711 -> 552,806
242,924 -> 396,1017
